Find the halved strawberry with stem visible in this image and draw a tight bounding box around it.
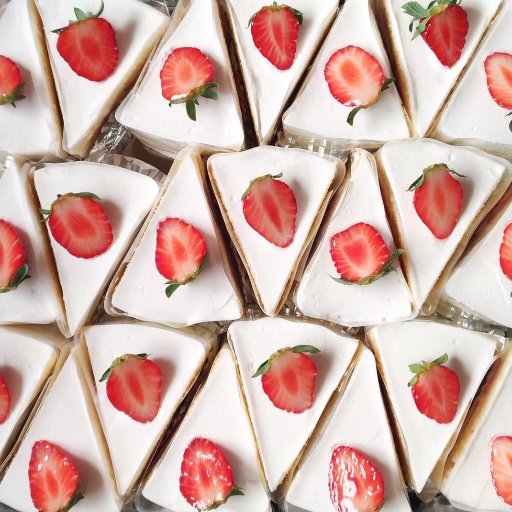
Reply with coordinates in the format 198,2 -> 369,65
0,55 -> 26,107
324,46 -> 395,125
402,0 -> 469,67
328,446 -> 385,512
52,0 -> 118,82
252,345 -> 320,413
491,435 -> 512,505
408,353 -> 460,424
180,437 -> 244,511
155,217 -> 208,298
160,47 -> 218,121
29,440 -> 83,512
100,353 -> 162,423
408,163 -> 465,239
242,172 -> 297,248
484,52 -> 512,132
40,192 -> 114,259
0,374 -> 11,424
499,223 -> 512,280
248,2 -> 303,70
0,219 -> 30,293
329,222 -> 404,285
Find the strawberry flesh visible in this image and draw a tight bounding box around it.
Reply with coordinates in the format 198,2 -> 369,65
0,55 -> 25,107
0,374 -> 11,424
485,52 -> 512,117
0,219 -> 28,291
500,223 -> 512,280
491,435 -> 512,505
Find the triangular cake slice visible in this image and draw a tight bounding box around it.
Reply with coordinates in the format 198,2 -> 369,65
0,159 -> 61,326
380,0 -> 502,136
282,0 -> 410,150
35,0 -> 169,158
0,0 -> 61,159
117,0 -> 245,157
33,161 -> 159,337
375,139 -> 512,313
296,149 -> 416,326
0,344 -> 121,511
286,347 -> 411,512
441,344 -> 512,512
0,326 -> 58,465
208,146 -> 343,316
367,320 -> 498,493
223,0 -> 339,144
228,317 -> 359,495
81,321 -> 216,498
107,149 -> 243,327
142,347 -> 271,511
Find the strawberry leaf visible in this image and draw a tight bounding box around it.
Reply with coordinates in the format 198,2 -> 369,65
252,358 -> 272,378
292,345 -> 321,354
347,106 -> 364,126
0,263 -> 30,293
432,353 -> 449,366
409,363 -> 424,373
290,7 -> 303,24
73,192 -> 102,200
402,2 -> 428,19
507,111 -> 512,132
241,173 -> 284,200
380,77 -> 396,93
66,490 -> 85,510
74,7 -> 87,20
408,163 -> 465,191
185,99 -> 196,121
165,281 -> 181,298
100,353 -> 148,382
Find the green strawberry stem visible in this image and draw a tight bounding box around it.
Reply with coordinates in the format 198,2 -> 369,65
0,83 -> 26,108
408,353 -> 448,386
402,0 -> 461,39
0,263 -> 30,293
169,82 -> 218,122
52,0 -> 105,33
164,253 -> 209,298
252,345 -> 321,378
346,78 -> 396,126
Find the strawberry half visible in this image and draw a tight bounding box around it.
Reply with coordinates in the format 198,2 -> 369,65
29,440 -> 83,512
252,345 -> 320,413
328,446 -> 385,512
484,52 -> 512,132
242,172 -> 297,248
160,46 -> 218,121
52,0 -> 118,82
500,223 -> 512,280
179,437 -> 244,511
0,219 -> 30,293
41,192 -> 113,259
329,222 -> 404,285
0,374 -> 11,424
100,353 -> 162,423
324,46 -> 395,125
402,0 -> 469,67
408,353 -> 460,424
408,163 -> 465,240
0,55 -> 26,107
491,435 -> 512,506
155,217 -> 208,298
248,2 -> 303,71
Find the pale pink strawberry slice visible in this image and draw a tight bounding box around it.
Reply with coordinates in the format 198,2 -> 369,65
0,219 -> 29,293
500,223 -> 512,280
485,52 -> 512,132
252,345 -> 320,413
0,374 -> 11,424
491,435 -> 512,505
0,55 -> 25,107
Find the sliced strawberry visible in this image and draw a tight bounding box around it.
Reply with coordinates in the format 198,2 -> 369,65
252,345 -> 319,413
484,52 -> 512,132
408,353 -> 460,424
0,374 -> 11,424
329,222 -> 404,285
328,446 -> 385,512
242,173 -> 297,248
155,217 -> 208,298
160,46 -> 218,121
402,1 -> 469,67
500,223 -> 512,280
29,440 -> 83,512
491,435 -> 512,505
0,219 -> 29,293
41,192 -> 113,259
249,3 -> 303,71
53,0 -> 118,82
100,353 -> 162,423
180,437 -> 243,510
408,163 -> 464,239
0,55 -> 25,107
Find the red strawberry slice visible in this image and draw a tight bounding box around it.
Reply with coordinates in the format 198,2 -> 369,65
485,52 -> 512,132
408,163 -> 464,240
324,46 -> 395,125
329,222 -> 404,285
160,47 -> 218,121
41,192 -> 114,259
0,374 -> 11,424
100,353 -> 162,423
328,446 -> 385,512
53,0 -> 118,82
403,1 -> 469,67
252,345 -> 320,413
29,440 -> 83,512
408,353 -> 460,424
155,217 -> 208,298
180,437 -> 243,511
491,435 -> 512,505
242,172 -> 297,248
249,3 -> 303,71
0,55 -> 26,107
500,223 -> 512,280
0,219 -> 30,293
